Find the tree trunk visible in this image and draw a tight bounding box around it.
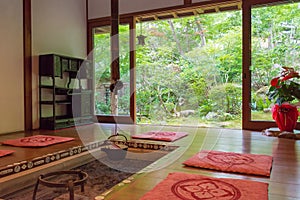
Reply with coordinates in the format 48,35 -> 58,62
195,19 -> 206,47
268,23 -> 274,49
168,20 -> 183,55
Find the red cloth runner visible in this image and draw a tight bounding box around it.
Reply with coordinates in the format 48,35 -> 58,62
0,150 -> 15,157
131,131 -> 188,142
183,150 -> 273,176
141,172 -> 268,200
1,135 -> 75,147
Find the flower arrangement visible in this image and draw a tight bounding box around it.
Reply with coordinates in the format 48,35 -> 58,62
267,66 -> 300,132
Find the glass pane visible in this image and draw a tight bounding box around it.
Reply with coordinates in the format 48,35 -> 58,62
251,2 -> 300,121
93,25 -> 130,116
136,11 -> 242,128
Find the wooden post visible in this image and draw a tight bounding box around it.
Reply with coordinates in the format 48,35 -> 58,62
23,0 -> 33,132
111,0 -> 120,82
111,0 -> 120,115
242,0 -> 251,129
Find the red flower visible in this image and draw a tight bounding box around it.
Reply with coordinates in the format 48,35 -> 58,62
281,71 -> 299,81
281,66 -> 300,81
270,77 -> 280,88
267,66 -> 300,105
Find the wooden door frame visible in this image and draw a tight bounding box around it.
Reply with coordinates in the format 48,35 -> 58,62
242,0 -> 300,130
88,17 -> 136,124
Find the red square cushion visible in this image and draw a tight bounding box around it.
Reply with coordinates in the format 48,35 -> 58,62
183,150 -> 273,176
131,131 -> 188,142
0,150 -> 15,157
1,135 -> 75,147
141,172 -> 269,200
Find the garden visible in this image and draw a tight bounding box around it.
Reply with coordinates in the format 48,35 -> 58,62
93,3 -> 300,129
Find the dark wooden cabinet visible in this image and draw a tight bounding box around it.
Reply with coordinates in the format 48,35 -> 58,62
39,54 -> 94,130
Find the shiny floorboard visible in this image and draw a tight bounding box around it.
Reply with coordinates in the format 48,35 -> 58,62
0,123 -> 299,199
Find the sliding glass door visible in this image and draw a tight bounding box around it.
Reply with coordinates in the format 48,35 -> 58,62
243,0 -> 300,130
251,2 -> 300,121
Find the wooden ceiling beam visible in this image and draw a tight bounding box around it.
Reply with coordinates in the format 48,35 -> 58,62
196,8 -> 204,14
237,3 -> 242,9
133,1 -> 242,22
172,12 -> 178,18
95,27 -> 110,33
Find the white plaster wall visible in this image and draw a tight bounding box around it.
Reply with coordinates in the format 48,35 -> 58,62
88,0 -> 184,19
32,0 -> 87,129
0,0 -> 24,134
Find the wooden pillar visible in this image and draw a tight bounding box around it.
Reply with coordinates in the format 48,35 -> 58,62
111,0 -> 120,82
23,0 -> 33,131
130,17 -> 136,123
110,0 -> 120,115
242,0 -> 251,129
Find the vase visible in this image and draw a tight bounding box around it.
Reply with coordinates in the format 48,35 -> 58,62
271,103 -> 299,132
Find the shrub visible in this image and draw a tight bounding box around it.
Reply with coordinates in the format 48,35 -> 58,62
208,83 -> 242,115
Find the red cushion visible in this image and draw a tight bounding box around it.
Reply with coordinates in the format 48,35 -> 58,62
0,150 -> 15,157
1,135 -> 75,147
183,150 -> 273,176
131,131 -> 188,142
141,172 -> 269,200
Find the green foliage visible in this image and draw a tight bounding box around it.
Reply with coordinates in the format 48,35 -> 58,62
198,99 -> 213,116
208,83 -> 242,115
267,75 -> 300,104
251,3 -> 300,90
252,89 -> 271,111
93,2 -> 300,126
95,101 -> 110,114
94,24 -> 131,115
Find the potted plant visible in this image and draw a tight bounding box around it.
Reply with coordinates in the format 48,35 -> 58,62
267,66 -> 300,132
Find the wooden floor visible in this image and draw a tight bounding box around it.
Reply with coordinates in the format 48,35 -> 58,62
0,123 -> 299,199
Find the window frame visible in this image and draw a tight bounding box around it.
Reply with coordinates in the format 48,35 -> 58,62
88,0 -> 300,130
242,0 -> 300,130
88,16 -> 136,124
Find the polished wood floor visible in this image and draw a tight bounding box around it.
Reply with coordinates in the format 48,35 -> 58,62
0,123 -> 299,199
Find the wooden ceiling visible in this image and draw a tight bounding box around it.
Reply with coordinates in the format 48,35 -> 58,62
135,1 -> 242,22
93,1 -> 241,34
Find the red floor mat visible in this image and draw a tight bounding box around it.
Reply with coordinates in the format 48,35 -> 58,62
1,135 -> 75,147
0,150 -> 15,157
131,131 -> 188,142
183,150 -> 273,176
141,172 -> 269,200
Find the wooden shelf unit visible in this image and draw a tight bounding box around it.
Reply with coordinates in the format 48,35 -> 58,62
39,54 -> 94,130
